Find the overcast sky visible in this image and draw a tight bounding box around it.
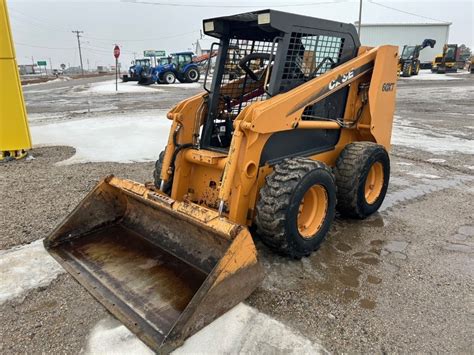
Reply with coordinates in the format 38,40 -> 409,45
7,0 -> 473,69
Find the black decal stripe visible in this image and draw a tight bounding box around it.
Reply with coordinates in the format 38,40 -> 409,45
287,62 -> 374,116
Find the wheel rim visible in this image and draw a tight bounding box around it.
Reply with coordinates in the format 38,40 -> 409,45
189,69 -> 198,80
166,74 -> 174,83
365,161 -> 384,204
297,184 -> 328,238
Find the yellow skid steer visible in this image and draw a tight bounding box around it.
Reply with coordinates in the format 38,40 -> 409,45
45,9 -> 398,353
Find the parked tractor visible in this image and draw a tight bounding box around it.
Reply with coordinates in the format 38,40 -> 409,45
398,39 -> 436,77
434,44 -> 459,73
122,58 -> 151,82
138,52 -> 200,85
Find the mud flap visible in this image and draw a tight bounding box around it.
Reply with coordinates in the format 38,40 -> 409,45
44,176 -> 264,353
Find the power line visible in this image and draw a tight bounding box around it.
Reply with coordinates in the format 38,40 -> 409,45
9,8 -> 69,32
82,30 -> 200,42
368,0 -> 450,24
82,45 -> 135,55
72,30 -> 85,76
15,42 -> 76,50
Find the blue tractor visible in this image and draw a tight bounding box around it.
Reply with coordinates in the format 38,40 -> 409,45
122,58 -> 151,82
138,52 -> 200,85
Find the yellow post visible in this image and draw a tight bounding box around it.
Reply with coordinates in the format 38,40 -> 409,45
0,0 -> 32,160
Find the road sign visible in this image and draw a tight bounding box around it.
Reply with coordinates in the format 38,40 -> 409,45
113,45 -> 120,92
114,45 -> 120,59
144,50 -> 166,57
37,60 -> 47,66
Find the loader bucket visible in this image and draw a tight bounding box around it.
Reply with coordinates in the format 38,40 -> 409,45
44,176 -> 264,353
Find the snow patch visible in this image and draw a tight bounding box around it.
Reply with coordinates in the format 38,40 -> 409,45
392,123 -> 474,155
82,80 -> 163,94
0,240 -> 64,305
83,318 -> 152,355
400,70 -> 461,81
406,172 -> 441,179
163,82 -> 202,89
396,162 -> 414,166
427,158 -> 446,163
83,304 -> 326,355
22,76 -> 72,86
30,111 -> 171,164
381,175 -> 474,211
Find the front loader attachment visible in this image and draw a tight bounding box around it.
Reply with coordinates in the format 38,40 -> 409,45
44,176 -> 263,353
138,75 -> 154,85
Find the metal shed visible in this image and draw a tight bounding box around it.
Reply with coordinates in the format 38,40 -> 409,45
358,22 -> 451,64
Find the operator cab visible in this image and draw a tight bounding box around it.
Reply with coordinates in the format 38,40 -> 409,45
200,9 -> 360,154
401,46 -> 416,59
135,58 -> 150,67
444,45 -> 457,61
169,52 -> 194,71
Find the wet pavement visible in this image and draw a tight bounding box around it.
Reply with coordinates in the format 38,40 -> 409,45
1,71 -> 473,353
22,75 -> 200,121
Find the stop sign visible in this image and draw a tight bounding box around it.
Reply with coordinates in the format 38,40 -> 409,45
114,45 -> 120,59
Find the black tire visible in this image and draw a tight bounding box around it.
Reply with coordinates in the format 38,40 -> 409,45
335,142 -> 390,219
122,76 -> 129,82
184,67 -> 200,83
255,157 -> 336,258
412,61 -> 420,75
162,71 -> 176,84
153,151 -> 172,194
401,63 -> 412,77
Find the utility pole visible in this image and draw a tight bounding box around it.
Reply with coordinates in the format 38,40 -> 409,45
357,0 -> 363,35
72,30 -> 84,76
48,57 -> 53,73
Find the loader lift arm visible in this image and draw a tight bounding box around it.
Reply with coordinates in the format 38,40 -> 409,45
161,44 -> 398,224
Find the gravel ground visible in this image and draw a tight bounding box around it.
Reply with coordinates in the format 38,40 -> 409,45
0,275 -> 107,354
1,72 -> 473,354
0,146 -> 154,250
249,183 -> 474,353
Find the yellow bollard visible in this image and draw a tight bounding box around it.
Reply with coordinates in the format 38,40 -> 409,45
0,0 -> 32,160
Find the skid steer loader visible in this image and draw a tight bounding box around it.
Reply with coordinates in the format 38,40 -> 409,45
44,9 -> 398,353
